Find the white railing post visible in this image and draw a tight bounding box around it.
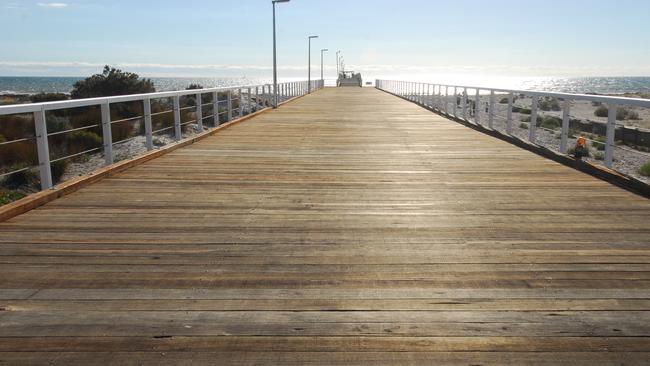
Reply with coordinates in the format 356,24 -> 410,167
101,102 -> 113,165
488,91 -> 495,129
213,91 -> 220,126
475,89 -> 481,125
227,90 -> 233,121
462,88 -> 467,120
453,87 -> 458,117
444,86 -> 449,114
605,104 -> 617,168
195,92 -> 203,131
560,99 -> 570,154
143,98 -> 153,150
247,87 -> 252,114
33,110 -> 52,190
173,95 -> 182,140
529,96 -> 538,143
506,93 -> 513,134
238,88 -> 243,117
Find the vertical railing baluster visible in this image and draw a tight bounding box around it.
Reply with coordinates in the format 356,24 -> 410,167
213,91 -> 220,126
173,95 -> 182,141
462,88 -> 467,120
227,90 -> 233,121
144,98 -> 153,150
605,103 -> 617,168
445,86 -> 449,114
33,109 -> 52,190
560,99 -> 570,153
453,87 -> 458,117
529,96 -> 538,143
195,92 -> 203,131
475,89 -> 481,125
488,91 -> 495,129
237,88 -> 244,118
506,93 -> 513,134
247,87 -> 252,115
101,102 -> 113,164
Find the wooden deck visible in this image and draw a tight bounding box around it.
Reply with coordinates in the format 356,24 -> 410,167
1,87 -> 650,365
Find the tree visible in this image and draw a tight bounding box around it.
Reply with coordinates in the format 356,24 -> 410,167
71,65 -> 155,99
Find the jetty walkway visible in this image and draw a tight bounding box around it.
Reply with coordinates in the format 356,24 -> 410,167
1,87 -> 650,365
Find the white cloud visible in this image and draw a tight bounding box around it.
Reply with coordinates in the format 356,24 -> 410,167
37,2 -> 68,8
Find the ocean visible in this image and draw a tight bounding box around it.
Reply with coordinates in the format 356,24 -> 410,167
1,76 -> 650,95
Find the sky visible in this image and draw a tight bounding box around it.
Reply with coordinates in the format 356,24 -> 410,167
1,0 -> 649,81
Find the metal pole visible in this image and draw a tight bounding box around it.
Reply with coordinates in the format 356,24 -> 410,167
271,0 -> 290,108
308,36 -> 318,94
320,49 -> 328,84
272,2 -> 277,108
336,51 -> 340,86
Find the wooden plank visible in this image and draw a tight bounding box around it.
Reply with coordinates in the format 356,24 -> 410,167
0,87 -> 649,364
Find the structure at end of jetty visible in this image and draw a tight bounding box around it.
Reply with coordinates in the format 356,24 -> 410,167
338,70 -> 362,87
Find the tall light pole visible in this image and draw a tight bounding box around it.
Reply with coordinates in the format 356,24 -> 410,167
307,35 -> 318,94
320,49 -> 328,84
336,50 -> 340,77
272,0 -> 290,108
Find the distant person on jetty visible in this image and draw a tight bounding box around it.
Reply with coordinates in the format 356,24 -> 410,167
574,136 -> 587,160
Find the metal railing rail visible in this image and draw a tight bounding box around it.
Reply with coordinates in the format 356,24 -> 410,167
0,80 -> 324,191
376,79 -> 650,178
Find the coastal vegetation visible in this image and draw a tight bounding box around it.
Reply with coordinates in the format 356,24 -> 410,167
640,161 -> 650,176
1,66 -> 158,202
1,66 -> 249,206
538,97 -> 561,111
594,105 -> 641,120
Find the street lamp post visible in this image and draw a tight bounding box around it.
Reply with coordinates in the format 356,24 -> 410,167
336,50 -> 340,85
272,0 -> 290,108
320,49 -> 328,86
307,35 -> 318,94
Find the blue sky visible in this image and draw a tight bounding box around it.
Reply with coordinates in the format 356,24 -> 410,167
1,0 -> 649,80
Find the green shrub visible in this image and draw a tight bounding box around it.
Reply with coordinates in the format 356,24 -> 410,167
29,93 -> 69,103
538,97 -> 561,111
594,151 -> 605,160
0,190 -> 26,205
519,107 -> 532,115
590,135 -> 606,151
627,110 -> 640,120
594,106 -> 640,120
50,160 -> 68,184
519,122 -> 529,129
537,115 -> 562,130
1,166 -> 38,189
67,130 -> 102,156
0,140 -> 38,169
499,97 -> 509,104
46,115 -> 72,134
520,116 -> 531,122
71,65 -> 155,99
640,161 -> 650,177
595,105 -> 609,117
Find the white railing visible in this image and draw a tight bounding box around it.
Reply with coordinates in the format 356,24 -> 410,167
0,80 -> 324,192
376,79 -> 650,181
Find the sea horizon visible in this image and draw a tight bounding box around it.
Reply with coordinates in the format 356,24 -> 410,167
2,75 -> 650,96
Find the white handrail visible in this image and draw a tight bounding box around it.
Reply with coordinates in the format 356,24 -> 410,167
0,80 -> 324,191
375,79 -> 649,179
